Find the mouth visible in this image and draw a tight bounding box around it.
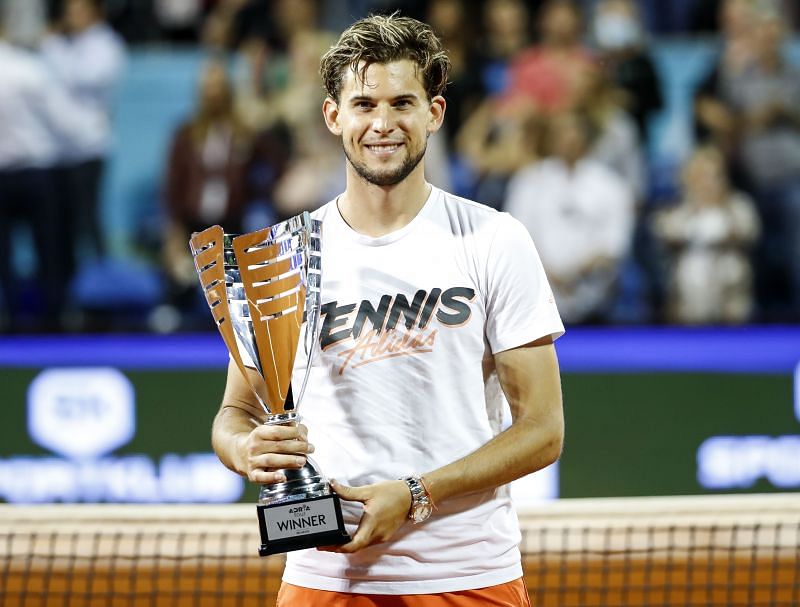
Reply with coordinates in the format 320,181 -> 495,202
364,142 -> 404,157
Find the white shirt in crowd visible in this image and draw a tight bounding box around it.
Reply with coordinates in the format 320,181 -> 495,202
653,192 -> 760,323
504,157 -> 635,322
0,41 -> 104,170
40,22 -> 126,161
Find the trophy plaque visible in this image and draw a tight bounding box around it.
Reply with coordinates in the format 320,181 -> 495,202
190,212 -> 350,556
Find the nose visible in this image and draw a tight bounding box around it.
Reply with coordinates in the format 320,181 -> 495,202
371,104 -> 394,134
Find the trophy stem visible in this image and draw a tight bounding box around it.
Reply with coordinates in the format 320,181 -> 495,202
258,413 -> 330,506
265,412 -> 301,427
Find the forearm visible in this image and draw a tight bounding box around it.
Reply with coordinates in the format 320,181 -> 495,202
423,411 -> 563,506
212,361 -> 310,484
211,405 -> 254,476
424,341 -> 564,506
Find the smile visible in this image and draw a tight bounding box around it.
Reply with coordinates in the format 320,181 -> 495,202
365,143 -> 403,155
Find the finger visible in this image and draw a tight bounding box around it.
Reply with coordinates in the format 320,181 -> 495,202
244,438 -> 313,463
250,424 -> 304,441
330,480 -> 368,503
333,516 -> 374,553
247,469 -> 288,484
297,424 -> 309,441
257,439 -> 314,455
249,453 -> 307,470
318,526 -> 371,553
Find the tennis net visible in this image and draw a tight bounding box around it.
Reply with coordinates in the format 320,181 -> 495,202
1,493 -> 798,606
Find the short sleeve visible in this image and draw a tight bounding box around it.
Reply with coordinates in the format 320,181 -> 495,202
483,213 -> 565,354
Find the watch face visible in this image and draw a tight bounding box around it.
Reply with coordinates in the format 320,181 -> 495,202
412,502 -> 433,523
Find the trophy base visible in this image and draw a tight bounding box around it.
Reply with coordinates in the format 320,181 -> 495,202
257,493 -> 351,556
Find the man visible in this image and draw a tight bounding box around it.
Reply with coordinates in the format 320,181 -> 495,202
212,13 -> 564,606
41,0 -> 126,262
504,109 -> 635,323
0,15 -> 103,331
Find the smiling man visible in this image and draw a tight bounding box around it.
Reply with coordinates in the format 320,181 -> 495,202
211,13 -> 565,607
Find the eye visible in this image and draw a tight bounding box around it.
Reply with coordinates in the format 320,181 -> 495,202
355,101 -> 373,110
394,99 -> 412,109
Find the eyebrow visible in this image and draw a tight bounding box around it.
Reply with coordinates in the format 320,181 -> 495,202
347,93 -> 421,104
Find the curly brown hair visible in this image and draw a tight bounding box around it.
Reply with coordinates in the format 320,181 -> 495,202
319,13 -> 451,103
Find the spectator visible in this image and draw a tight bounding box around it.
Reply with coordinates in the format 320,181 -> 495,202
153,0 -> 205,42
232,0 -> 345,217
425,0 -> 483,147
1,0 -> 46,48
571,60 -> 652,321
653,145 -> 760,324
590,0 -> 663,149
502,0 -> 595,113
475,0 -> 533,96
695,0 -> 800,320
224,0 -> 323,107
201,0 -> 250,51
0,18 -> 105,332
160,60 -> 257,327
451,0 -> 536,205
41,0 -> 127,267
456,0 -> 597,208
455,96 -> 541,208
694,0 -> 759,161
689,0 -> 799,32
266,29 -> 345,217
504,109 -> 635,324
575,63 -> 646,200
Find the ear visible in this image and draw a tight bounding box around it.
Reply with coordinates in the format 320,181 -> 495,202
323,97 -> 342,136
427,95 -> 446,135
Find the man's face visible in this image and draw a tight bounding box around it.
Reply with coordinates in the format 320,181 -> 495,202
65,0 -> 97,33
323,60 -> 445,187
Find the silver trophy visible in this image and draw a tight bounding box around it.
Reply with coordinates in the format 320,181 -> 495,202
190,212 -> 349,556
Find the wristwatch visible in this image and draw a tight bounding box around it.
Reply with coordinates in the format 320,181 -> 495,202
401,475 -> 433,524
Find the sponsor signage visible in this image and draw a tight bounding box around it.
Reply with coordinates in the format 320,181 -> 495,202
0,368 -> 243,503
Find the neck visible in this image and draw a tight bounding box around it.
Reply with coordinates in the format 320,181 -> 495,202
338,165 -> 431,238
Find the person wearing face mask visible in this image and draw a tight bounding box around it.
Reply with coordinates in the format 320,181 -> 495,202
591,0 -> 663,148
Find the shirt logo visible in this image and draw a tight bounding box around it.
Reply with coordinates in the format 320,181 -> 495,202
320,286 -> 476,374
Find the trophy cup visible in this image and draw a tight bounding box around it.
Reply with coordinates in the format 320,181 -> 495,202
190,212 -> 350,556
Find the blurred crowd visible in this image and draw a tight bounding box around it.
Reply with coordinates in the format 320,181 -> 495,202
1,0 -> 799,333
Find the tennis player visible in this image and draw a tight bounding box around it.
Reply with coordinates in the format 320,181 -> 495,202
212,13 -> 565,606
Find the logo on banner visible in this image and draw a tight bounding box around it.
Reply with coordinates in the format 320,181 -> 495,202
696,362 -> 800,490
0,367 -> 243,504
28,368 -> 135,458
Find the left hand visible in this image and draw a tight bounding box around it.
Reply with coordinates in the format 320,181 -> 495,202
319,479 -> 411,553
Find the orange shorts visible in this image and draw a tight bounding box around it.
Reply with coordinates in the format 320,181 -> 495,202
275,577 -> 532,607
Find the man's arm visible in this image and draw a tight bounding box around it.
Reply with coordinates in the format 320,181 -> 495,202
425,335 -> 563,501
212,360 -> 314,484
327,335 -> 563,553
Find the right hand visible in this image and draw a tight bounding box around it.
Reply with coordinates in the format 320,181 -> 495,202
238,423 -> 314,484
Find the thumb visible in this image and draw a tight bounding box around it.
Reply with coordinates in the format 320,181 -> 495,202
330,479 -> 368,503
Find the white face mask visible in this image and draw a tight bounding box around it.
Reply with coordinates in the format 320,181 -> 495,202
593,13 -> 642,50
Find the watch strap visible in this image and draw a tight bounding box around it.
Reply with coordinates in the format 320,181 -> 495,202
401,475 -> 432,523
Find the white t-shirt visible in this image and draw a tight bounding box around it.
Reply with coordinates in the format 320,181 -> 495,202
283,186 -> 564,594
